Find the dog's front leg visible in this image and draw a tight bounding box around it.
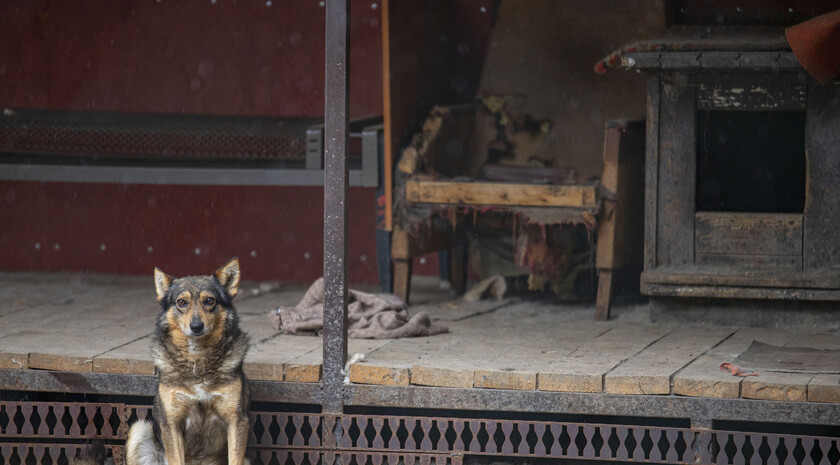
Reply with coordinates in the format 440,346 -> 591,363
214,378 -> 249,465
157,386 -> 188,465
226,415 -> 250,465
159,420 -> 186,465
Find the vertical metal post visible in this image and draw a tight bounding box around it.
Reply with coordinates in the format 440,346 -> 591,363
322,0 -> 350,415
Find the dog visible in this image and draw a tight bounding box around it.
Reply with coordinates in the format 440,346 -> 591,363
126,257 -> 252,465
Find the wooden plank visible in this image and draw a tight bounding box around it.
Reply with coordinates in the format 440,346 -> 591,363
281,337 -> 393,384
673,328 -> 794,399
381,0 -> 392,231
470,340 -> 556,391
406,179 -> 598,207
390,223 -> 454,260
238,303 -> 289,343
604,326 -> 733,395
595,119 -> 645,320
644,74 -> 660,271
0,284 -> 156,373
808,374 -> 840,403
0,273 -> 84,319
596,120 -> 645,270
93,336 -> 155,375
596,125 -> 621,268
695,212 -> 802,256
245,334 -> 322,382
409,301 -> 529,388
694,73 -> 807,111
412,303 -> 589,390
594,270 -> 614,321
349,333 -> 456,386
728,329 -> 838,402
641,267 -> 840,289
411,363 -> 475,389
0,274 -> 288,374
804,82 -> 840,271
457,310 -> 612,391
283,359 -> 321,383
641,283 -> 840,301
741,372 -> 812,402
694,253 -> 801,269
629,52 -> 800,72
411,334 -> 511,389
348,363 -> 409,386
697,52 -> 740,69
655,82 -> 696,268
474,368 -> 537,391
539,324 -> 672,393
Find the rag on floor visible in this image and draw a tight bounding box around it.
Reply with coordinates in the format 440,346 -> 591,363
269,277 -> 448,339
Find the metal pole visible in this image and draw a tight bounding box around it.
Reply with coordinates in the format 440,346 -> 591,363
322,0 -> 350,415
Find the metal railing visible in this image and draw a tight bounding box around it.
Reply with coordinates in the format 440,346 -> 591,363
2,401 -> 838,465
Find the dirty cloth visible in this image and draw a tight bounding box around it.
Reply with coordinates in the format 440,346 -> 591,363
732,341 -> 840,374
269,278 -> 448,339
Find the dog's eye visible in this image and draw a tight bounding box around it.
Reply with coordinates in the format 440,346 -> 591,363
204,297 -> 215,307
176,299 -> 188,308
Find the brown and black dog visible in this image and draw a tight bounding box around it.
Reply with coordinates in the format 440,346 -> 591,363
125,257 -> 251,465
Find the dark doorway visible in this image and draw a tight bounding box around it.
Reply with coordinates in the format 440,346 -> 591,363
695,110 -> 806,213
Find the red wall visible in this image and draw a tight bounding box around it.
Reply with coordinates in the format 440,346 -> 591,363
0,0 -> 492,283
1,0 -> 383,117
0,182 -> 380,283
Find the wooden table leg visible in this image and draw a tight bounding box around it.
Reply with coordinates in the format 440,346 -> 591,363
595,269 -> 615,320
393,258 -> 413,303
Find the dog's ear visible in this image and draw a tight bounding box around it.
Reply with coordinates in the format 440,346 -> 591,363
154,268 -> 173,302
214,257 -> 241,298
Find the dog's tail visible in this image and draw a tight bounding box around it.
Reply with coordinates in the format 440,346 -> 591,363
125,420 -> 166,465
70,441 -> 108,465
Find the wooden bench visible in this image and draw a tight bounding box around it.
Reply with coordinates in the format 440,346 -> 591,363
391,109 -> 644,320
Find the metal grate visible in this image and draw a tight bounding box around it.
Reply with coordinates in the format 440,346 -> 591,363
0,444 -> 124,465
0,109 -> 319,161
318,415 -> 697,462
705,432 -> 840,465
0,402 -> 125,439
1,402 -> 838,465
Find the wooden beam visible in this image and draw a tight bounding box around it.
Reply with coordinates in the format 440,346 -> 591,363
695,212 -> 803,256
642,283 -> 840,301
405,179 -> 598,208
656,83 -> 696,268
641,267 -> 840,289
804,82 -> 840,271
381,0 -> 393,231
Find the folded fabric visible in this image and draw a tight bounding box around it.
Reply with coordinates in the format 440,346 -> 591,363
269,278 -> 448,339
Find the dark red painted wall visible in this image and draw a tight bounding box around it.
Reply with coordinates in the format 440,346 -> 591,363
0,1 -> 492,283
1,0 -> 383,117
0,182 -> 382,282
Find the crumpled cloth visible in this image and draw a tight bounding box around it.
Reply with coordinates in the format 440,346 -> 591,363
269,278 -> 448,339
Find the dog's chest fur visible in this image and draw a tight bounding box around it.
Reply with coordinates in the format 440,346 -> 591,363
178,382 -> 223,403
178,383 -> 227,440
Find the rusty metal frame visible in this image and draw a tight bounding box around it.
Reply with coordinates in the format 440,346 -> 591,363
0,111 -> 381,187
322,0 -> 351,416
2,400 -> 838,465
3,369 -> 840,427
